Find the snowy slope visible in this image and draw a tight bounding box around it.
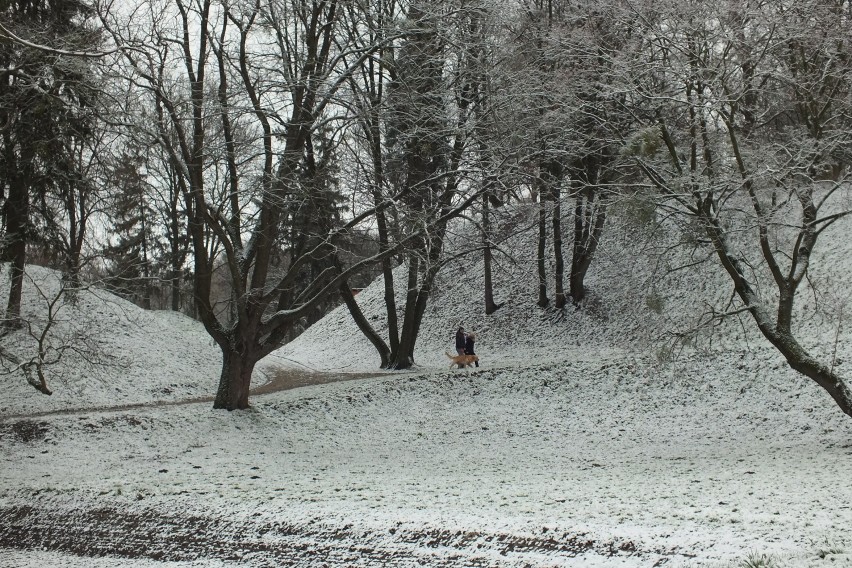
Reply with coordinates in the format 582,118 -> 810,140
2,348 -> 852,567
3,202 -> 852,567
275,200 -> 852,374
0,266 -> 282,416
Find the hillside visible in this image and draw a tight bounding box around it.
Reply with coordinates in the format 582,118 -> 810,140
276,199 -> 852,376
0,266 -> 284,416
2,204 -> 852,567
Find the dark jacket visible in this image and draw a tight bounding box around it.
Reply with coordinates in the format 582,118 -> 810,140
455,330 -> 466,350
464,335 -> 476,355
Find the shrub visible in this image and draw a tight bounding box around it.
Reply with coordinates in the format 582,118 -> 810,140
739,551 -> 780,568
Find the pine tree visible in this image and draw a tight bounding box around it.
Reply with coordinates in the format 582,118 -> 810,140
104,151 -> 156,308
0,0 -> 101,327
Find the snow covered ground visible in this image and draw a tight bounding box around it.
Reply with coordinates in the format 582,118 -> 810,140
3,207 -> 852,567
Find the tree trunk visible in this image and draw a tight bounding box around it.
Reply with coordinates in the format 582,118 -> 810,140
408,236 -> 445,356
3,172 -> 29,329
552,187 -> 565,310
407,283 -> 432,356
140,201 -> 152,310
482,192 -> 500,314
170,267 -> 182,311
375,197 -> 400,357
701,210 -> 852,418
386,211 -> 449,370
339,279 -> 390,367
390,256 -> 421,369
213,346 -> 257,410
537,196 -> 549,308
346,134 -> 399,366
65,245 -> 82,290
762,327 -> 852,418
570,188 -> 607,304
63,184 -> 84,290
168,167 -> 185,312
388,251 -> 443,370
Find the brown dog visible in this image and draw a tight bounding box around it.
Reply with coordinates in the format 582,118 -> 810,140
445,351 -> 479,369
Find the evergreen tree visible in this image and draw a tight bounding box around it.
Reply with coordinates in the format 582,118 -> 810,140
0,0 -> 101,326
103,150 -> 157,308
276,127 -> 347,331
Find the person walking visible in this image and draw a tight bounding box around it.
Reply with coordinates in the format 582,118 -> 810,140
464,332 -> 479,367
455,327 -> 466,357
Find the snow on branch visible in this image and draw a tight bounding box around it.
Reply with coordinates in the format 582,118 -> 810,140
0,22 -> 122,59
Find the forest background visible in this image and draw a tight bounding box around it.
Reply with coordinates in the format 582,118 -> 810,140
1,0 -> 852,417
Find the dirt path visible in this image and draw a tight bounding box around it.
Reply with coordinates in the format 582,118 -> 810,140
251,366 -> 387,396
0,366 -> 386,422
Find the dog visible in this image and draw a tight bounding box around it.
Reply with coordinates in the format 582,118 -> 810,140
445,351 -> 479,369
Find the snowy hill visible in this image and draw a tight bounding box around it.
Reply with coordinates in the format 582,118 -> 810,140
3,204 -> 852,567
4,199 -> 850,414
0,266 -> 283,416
276,200 -> 852,375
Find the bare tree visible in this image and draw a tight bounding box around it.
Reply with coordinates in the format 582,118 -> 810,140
100,0 -> 482,406
101,144 -> 158,308
0,271 -> 117,395
626,0 -> 852,416
335,0 -> 401,368
146,141 -> 190,312
337,0 -> 489,369
503,0 -> 635,308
